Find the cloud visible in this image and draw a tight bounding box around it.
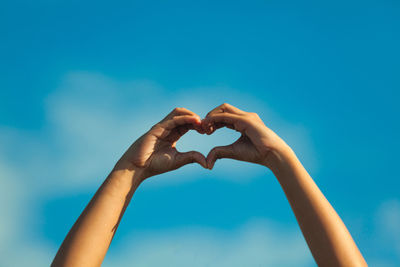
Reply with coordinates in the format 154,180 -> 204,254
39,71 -> 318,189
0,157 -> 22,249
376,199 -> 400,239
0,70 -> 320,266
375,199 -> 400,257
0,156 -> 54,266
357,198 -> 400,266
104,218 -> 314,267
1,70 -> 399,266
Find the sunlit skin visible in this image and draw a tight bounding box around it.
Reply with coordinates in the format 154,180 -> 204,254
51,104 -> 367,267
116,107 -> 207,178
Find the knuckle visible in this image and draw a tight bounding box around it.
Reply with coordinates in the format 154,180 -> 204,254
209,148 -> 216,156
221,103 -> 230,108
248,112 -> 259,118
151,123 -> 162,130
213,147 -> 222,155
174,107 -> 188,114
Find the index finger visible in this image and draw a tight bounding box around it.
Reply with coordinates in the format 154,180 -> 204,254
161,107 -> 200,123
162,115 -> 201,130
202,113 -> 247,133
205,103 -> 246,118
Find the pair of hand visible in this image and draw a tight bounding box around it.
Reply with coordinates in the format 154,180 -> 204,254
115,103 -> 290,180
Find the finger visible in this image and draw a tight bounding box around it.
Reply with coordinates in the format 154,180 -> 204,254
202,121 -> 232,135
206,144 -> 237,169
211,122 -> 235,131
179,122 -> 205,136
203,106 -> 244,134
176,125 -> 190,137
202,113 -> 245,134
170,124 -> 203,146
168,125 -> 190,146
170,108 -> 204,133
174,151 -> 207,169
162,107 -> 200,122
172,107 -> 198,116
206,103 -> 246,118
186,122 -> 206,134
162,115 -> 201,130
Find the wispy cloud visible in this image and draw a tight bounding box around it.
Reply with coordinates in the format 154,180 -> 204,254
0,71 -> 319,266
374,199 -> 400,262
104,218 -> 314,267
36,70 -> 318,189
0,157 -> 54,266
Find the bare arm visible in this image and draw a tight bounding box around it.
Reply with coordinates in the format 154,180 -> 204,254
271,147 -> 366,266
51,108 -> 207,267
203,103 -> 367,267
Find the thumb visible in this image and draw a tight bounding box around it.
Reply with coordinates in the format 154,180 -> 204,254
206,144 -> 236,170
174,151 -> 207,170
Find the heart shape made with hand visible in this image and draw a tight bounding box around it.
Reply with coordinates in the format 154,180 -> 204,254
176,126 -> 241,160
157,104 -> 275,171
120,103 -> 275,178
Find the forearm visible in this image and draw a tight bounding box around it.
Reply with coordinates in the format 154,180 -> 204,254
52,164 -> 143,267
269,147 -> 367,266
51,107 -> 207,266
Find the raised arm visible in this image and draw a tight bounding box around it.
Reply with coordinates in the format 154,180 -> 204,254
203,103 -> 367,267
51,108 -> 207,267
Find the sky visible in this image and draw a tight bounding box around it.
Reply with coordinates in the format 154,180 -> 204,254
0,0 -> 399,266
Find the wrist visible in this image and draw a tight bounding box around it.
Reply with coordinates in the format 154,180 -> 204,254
97,166 -> 144,205
111,159 -> 146,186
262,143 -> 296,173
267,145 -> 303,179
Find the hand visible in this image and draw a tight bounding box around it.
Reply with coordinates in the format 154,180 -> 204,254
115,108 -> 207,180
202,103 -> 290,170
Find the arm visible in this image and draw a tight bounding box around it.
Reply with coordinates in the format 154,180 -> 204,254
51,107 -> 207,267
203,103 -> 367,267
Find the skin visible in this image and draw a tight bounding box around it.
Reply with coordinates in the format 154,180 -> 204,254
203,104 -> 367,267
51,104 -> 367,267
51,107 -> 207,267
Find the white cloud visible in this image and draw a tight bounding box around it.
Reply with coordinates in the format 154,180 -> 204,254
357,198 -> 400,266
43,72 -> 167,191
0,156 -> 54,266
104,218 -> 314,267
3,71 -> 400,266
375,199 -> 400,257
37,71 -> 318,190
0,158 -> 22,250
376,199 -> 400,238
0,70 -> 320,266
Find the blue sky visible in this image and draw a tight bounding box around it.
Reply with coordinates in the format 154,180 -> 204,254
1,0 -> 399,266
